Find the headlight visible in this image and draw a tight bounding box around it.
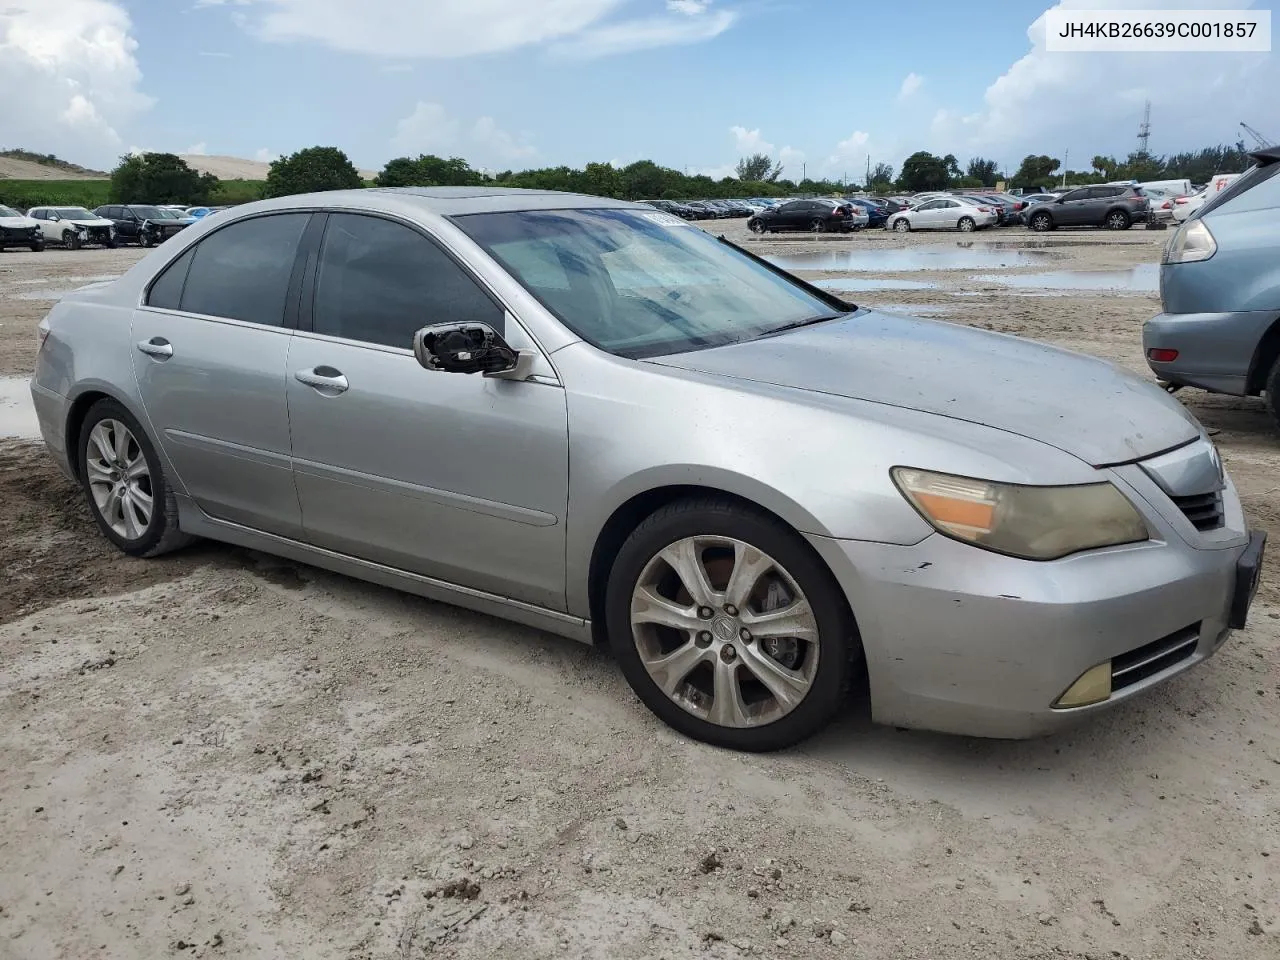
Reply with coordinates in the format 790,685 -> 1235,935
1163,219 -> 1216,264
891,467 -> 1149,561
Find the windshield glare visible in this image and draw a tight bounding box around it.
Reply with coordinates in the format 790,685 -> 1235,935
131,206 -> 165,219
53,208 -> 95,219
0,205 -> 21,218
455,208 -> 844,359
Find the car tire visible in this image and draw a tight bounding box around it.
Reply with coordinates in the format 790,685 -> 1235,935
139,233 -> 153,248
1106,210 -> 1131,230
65,231 -> 82,250
105,237 -> 117,249
77,398 -> 195,558
808,218 -> 826,233
749,219 -> 766,234
1029,212 -> 1054,232
957,216 -> 976,232
30,240 -> 45,252
892,218 -> 911,233
1264,358 -> 1280,431
605,496 -> 857,752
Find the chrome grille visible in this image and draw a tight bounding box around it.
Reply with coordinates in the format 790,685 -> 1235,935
1170,491 -> 1224,531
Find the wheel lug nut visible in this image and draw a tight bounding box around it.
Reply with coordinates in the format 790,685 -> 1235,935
697,606 -> 714,620
720,645 -> 737,662
739,628 -> 752,643
723,604 -> 738,616
696,631 -> 713,647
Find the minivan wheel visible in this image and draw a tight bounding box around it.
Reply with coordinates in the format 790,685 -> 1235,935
78,399 -> 194,558
1029,212 -> 1053,232
1106,210 -> 1131,230
957,216 -> 976,232
892,218 -> 911,233
606,497 -> 855,751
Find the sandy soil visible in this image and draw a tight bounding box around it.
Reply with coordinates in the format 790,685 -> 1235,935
179,155 -> 379,182
0,158 -> 107,180
1,225 -> 1278,959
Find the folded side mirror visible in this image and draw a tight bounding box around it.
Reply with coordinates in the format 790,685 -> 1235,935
413,322 -> 533,380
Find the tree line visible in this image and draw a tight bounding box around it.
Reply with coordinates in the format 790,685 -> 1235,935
3,139 -> 1256,212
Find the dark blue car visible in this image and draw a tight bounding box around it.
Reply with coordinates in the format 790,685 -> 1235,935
845,198 -> 889,228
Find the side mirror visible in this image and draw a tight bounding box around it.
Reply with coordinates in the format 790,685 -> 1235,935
413,322 -> 533,380
47,213 -> 60,222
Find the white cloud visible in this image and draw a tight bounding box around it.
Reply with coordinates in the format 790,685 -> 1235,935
731,125 -> 773,154
0,0 -> 152,167
391,101 -> 537,166
930,0 -> 1279,165
897,72 -> 923,100
667,0 -> 711,13
551,4 -> 735,58
254,147 -> 278,162
185,141 -> 209,155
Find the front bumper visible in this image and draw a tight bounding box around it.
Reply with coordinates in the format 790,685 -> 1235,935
806,473 -> 1252,738
1143,308 -> 1279,395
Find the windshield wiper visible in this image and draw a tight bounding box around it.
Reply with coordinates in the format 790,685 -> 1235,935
761,312 -> 847,337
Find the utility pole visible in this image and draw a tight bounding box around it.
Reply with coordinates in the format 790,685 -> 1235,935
802,162 -> 807,183
1137,100 -> 1152,154
865,154 -> 871,187
1061,148 -> 1069,188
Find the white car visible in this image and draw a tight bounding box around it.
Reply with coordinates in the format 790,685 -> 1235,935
1171,173 -> 1241,223
27,206 -> 118,249
0,204 -> 44,251
887,196 -> 997,233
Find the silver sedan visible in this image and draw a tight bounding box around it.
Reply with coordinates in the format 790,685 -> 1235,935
887,196 -> 998,232
30,188 -> 1264,751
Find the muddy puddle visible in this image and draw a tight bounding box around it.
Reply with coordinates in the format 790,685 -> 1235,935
768,246 -> 1053,272
815,277 -> 938,292
973,263 -> 1158,293
0,377 -> 38,439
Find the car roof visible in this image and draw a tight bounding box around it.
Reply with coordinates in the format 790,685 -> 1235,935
184,186 -> 641,220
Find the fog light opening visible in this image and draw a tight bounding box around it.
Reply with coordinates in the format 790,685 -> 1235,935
1147,348 -> 1179,363
1054,661 -> 1112,709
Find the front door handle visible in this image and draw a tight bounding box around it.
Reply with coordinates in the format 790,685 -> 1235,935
136,337 -> 173,359
295,366 -> 349,394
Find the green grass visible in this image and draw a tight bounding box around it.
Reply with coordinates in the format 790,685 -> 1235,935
0,178 -> 267,210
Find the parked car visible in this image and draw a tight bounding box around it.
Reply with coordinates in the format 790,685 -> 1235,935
748,199 -> 861,234
0,204 -> 46,251
93,204 -> 194,247
1144,146 -> 1280,423
27,206 -> 118,248
1171,174 -> 1242,223
845,197 -> 889,228
886,196 -> 996,233
30,187 -> 1264,750
1015,193 -> 1060,222
875,198 -> 909,213
1024,185 -> 1150,231
956,195 -> 1009,226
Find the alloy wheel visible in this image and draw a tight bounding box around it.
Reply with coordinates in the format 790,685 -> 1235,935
958,217 -> 975,232
85,419 -> 154,541
893,218 -> 910,233
629,535 -> 820,728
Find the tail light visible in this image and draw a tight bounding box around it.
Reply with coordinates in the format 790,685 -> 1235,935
1174,197 -> 1189,204
1148,348 -> 1179,363
976,206 -> 990,212
1162,200 -> 1172,209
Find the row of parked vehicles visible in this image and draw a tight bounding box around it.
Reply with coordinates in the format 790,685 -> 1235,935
0,203 -> 230,251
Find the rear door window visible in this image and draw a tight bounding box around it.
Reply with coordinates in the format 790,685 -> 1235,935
179,213 -> 310,326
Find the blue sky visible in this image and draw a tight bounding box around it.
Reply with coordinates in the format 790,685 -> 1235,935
3,0 -> 1277,180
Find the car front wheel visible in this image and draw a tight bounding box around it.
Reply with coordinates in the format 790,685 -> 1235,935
606,497 -> 856,751
78,399 -> 194,557
1029,212 -> 1054,232
749,219 -> 766,234
892,218 -> 911,233
64,231 -> 82,250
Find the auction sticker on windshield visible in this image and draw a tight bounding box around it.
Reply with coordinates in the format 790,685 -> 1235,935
642,213 -> 688,228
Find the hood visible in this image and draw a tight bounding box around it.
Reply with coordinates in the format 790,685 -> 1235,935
64,217 -> 115,227
649,310 -> 1200,467
0,215 -> 39,228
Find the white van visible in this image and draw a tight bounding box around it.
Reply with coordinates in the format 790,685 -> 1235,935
1136,178 -> 1193,198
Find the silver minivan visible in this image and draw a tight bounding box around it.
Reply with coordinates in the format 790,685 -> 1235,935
1144,146 -> 1280,423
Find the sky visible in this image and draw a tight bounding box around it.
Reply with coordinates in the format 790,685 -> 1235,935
1,0 -> 1277,182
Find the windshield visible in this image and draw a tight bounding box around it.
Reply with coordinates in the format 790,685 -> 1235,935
129,206 -> 165,219
0,205 -> 21,218
455,207 -> 846,359
53,207 -> 95,219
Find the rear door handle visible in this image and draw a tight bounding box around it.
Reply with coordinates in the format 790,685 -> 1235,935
294,366 -> 349,394
136,337 -> 173,359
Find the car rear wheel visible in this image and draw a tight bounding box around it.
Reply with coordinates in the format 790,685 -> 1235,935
78,399 -> 194,558
957,216 -> 976,232
1264,358 -> 1280,431
1029,212 -> 1054,232
809,218 -> 826,233
892,218 -> 911,233
606,496 -> 856,751
1106,210 -> 1131,230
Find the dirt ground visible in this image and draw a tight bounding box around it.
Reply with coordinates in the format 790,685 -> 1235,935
1,227 -> 1277,960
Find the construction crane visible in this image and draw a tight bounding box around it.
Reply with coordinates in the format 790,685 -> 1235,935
1239,122 -> 1274,148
